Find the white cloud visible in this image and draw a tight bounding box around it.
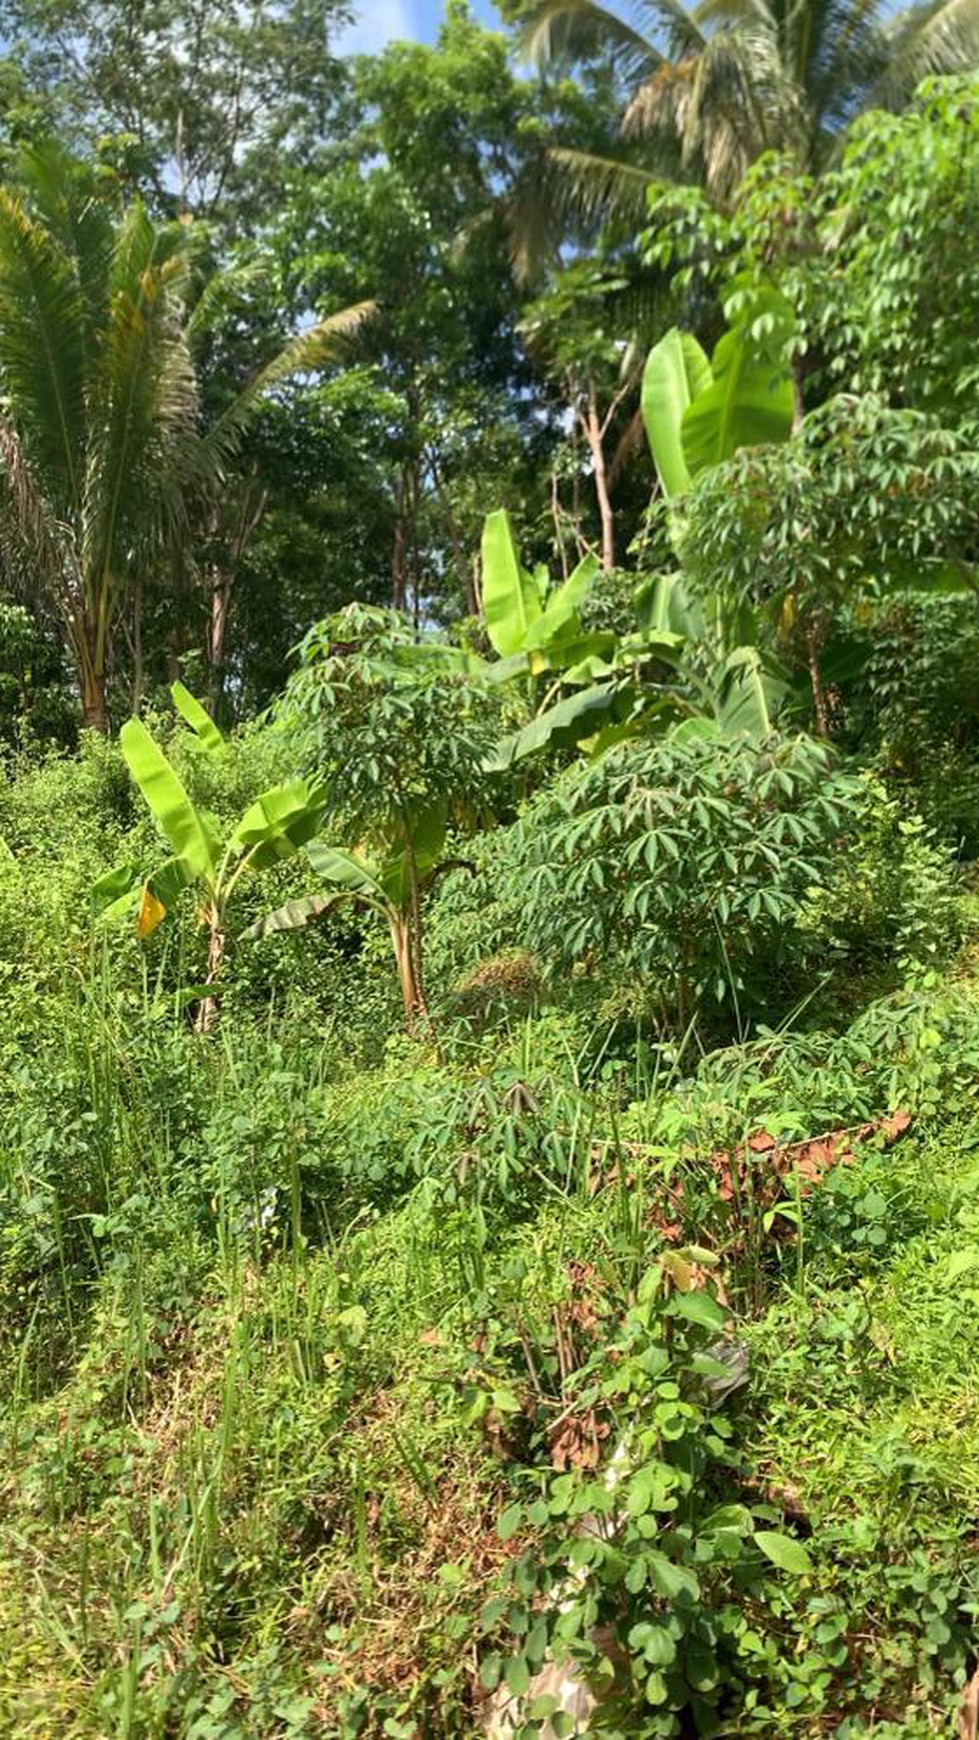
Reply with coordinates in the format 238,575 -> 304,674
336,0 -> 417,53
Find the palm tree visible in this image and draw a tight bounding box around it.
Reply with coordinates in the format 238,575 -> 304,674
522,0 -> 979,217
0,145 -> 371,731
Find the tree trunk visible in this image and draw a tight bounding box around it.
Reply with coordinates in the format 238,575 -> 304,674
207,569 -> 233,714
131,579 -> 144,715
195,908 -> 224,1034
389,911 -> 422,1022
429,451 -> 476,615
78,637 -> 109,734
392,471 -> 407,610
582,390 -> 614,572
551,468 -> 569,581
805,618 -> 829,738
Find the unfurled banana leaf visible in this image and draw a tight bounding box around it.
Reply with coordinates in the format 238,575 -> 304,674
95,852 -> 196,931
527,629 -> 617,679
92,860 -> 143,916
171,681 -> 225,755
241,892 -> 337,941
635,572 -> 706,639
486,682 -> 631,770
230,778 -> 326,869
714,646 -> 787,739
481,509 -> 544,656
379,802 -> 448,907
120,717 -> 220,880
681,291 -> 794,477
523,552 -> 600,651
304,842 -> 389,903
641,327 -> 712,499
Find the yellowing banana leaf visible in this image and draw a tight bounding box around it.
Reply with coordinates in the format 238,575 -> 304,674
137,883 -> 167,938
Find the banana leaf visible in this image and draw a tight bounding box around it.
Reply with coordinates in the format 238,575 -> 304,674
120,718 -> 220,881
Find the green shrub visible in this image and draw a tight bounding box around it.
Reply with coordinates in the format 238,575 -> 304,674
797,774 -> 960,978
517,730 -> 861,1038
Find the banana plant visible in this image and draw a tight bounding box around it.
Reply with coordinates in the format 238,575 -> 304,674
93,684 -> 324,1029
481,509 -> 691,766
481,508 -> 612,673
244,805 -> 450,1025
642,282 -> 795,503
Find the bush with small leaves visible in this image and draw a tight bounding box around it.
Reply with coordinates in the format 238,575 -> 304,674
517,728 -> 862,1038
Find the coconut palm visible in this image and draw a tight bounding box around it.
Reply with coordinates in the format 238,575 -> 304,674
0,144 -> 371,731
522,0 -> 979,219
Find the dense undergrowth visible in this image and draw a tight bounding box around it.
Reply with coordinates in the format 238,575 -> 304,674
0,729 -> 978,1738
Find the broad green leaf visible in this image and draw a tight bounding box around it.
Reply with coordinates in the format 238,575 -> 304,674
646,1552 -> 700,1602
241,892 -> 336,941
613,629 -> 685,668
503,1654 -> 531,1698
230,778 -> 326,869
306,841 -> 388,906
497,1503 -> 523,1542
380,802 -> 448,907
481,509 -> 543,656
681,292 -> 794,476
714,647 -> 786,739
171,681 -> 225,755
664,1289 -> 728,1334
524,552 -> 600,650
528,629 -> 617,678
642,328 -> 712,499
700,1504 -> 753,1536
635,572 -> 705,639
120,718 -> 219,881
99,853 -> 196,931
486,682 -> 627,770
92,861 -> 142,915
755,1531 -> 813,1575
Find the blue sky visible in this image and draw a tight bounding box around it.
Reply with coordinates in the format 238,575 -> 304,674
338,0 -> 502,54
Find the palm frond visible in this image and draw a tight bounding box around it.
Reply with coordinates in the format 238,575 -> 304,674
203,299 -> 376,465
875,0 -> 979,104
545,144 -> 660,228
186,259 -> 269,343
636,0 -> 709,55
83,221 -> 204,618
0,185 -> 88,516
522,0 -> 665,84
0,414 -> 73,612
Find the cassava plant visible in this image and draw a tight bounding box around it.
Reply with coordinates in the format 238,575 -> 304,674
274,604 -> 500,1025
94,682 -> 324,1029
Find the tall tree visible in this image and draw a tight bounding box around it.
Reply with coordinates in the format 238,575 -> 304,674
516,0 -> 979,217
0,0 -> 352,223
0,146 -> 370,730
267,2 -> 575,626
